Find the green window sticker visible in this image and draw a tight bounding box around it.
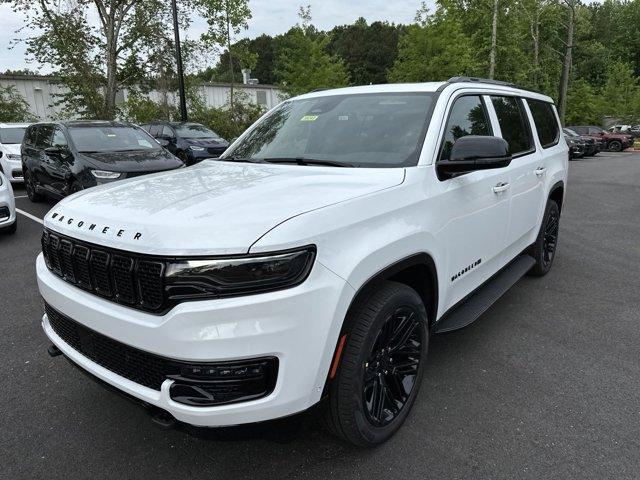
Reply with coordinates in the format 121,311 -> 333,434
300,115 -> 318,122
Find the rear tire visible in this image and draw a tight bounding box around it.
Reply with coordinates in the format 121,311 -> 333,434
323,281 -> 428,447
608,140 -> 623,152
24,170 -> 44,202
528,200 -> 560,277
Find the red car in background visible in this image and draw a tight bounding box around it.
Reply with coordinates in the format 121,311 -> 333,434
567,125 -> 633,152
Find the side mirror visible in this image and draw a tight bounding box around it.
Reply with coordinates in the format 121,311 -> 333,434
438,136 -> 511,178
45,146 -> 66,157
156,138 -> 170,147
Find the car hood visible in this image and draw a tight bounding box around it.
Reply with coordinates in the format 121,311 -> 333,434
80,149 -> 184,172
44,161 -> 405,255
2,144 -> 21,155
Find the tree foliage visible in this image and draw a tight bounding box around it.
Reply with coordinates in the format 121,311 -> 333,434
0,85 -> 34,122
274,26 -> 350,97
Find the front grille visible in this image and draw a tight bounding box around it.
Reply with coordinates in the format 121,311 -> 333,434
42,229 -> 165,312
45,303 -> 278,404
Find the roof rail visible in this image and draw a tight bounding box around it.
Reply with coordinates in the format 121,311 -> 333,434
446,76 -> 516,87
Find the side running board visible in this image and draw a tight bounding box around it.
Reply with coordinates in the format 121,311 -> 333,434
434,255 -> 536,334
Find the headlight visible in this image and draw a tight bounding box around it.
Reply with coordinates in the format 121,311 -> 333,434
189,146 -> 205,151
164,246 -> 316,300
91,170 -> 123,179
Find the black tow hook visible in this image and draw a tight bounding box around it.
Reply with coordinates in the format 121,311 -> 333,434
47,343 -> 62,357
150,408 -> 177,429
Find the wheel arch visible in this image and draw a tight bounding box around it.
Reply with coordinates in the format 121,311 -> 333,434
548,180 -> 565,214
345,253 -> 439,329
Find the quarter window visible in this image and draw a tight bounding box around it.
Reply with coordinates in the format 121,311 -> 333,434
491,96 -> 533,156
439,95 -> 492,161
527,100 -> 560,148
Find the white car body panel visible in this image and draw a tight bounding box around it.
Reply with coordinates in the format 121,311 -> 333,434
38,81 -> 568,426
0,122 -> 30,183
0,172 -> 17,228
44,161 -> 404,255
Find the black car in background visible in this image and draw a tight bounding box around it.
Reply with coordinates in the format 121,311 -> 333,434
140,122 -> 229,165
563,128 -> 599,156
563,129 -> 586,159
21,121 -> 184,202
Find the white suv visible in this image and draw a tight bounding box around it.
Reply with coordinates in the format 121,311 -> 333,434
37,78 -> 567,446
0,123 -> 30,183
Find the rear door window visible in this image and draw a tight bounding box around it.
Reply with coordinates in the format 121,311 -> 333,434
491,96 -> 534,156
439,95 -> 492,161
23,126 -> 38,147
527,99 -> 560,148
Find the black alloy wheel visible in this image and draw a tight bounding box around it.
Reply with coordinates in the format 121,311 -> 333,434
528,199 -> 560,276
24,171 -> 43,202
363,306 -> 423,427
542,206 -> 559,269
323,281 -> 428,446
608,140 -> 623,152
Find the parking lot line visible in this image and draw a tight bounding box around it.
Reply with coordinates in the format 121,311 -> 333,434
16,208 -> 44,225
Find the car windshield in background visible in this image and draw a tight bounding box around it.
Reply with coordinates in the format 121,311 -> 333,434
0,127 -> 27,144
175,124 -> 223,140
222,93 -> 435,167
69,126 -> 161,153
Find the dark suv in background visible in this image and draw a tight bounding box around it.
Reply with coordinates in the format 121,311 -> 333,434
567,125 -> 632,152
141,122 -> 229,165
21,121 -> 184,202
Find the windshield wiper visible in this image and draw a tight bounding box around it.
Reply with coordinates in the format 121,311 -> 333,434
262,157 -> 355,167
219,156 -> 267,164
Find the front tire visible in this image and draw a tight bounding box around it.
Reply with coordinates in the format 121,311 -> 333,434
528,199 -> 560,276
324,281 -> 428,446
24,170 -> 44,202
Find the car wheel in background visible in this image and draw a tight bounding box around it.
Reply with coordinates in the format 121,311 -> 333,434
608,140 -> 623,152
24,171 -> 44,202
323,281 -> 428,447
528,199 -> 560,277
177,151 -> 190,165
70,181 -> 84,194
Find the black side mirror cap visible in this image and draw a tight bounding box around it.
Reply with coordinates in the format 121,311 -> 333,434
44,146 -> 65,156
438,135 -> 512,179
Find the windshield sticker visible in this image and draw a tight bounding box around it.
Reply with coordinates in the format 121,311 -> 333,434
300,115 -> 318,122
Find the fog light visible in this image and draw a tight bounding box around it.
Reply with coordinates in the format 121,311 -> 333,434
168,357 -> 278,407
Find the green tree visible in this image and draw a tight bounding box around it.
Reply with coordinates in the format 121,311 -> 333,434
388,5 -> 480,82
565,79 -> 601,125
600,61 -> 640,121
326,18 -> 402,85
275,26 -> 350,97
9,0 -> 178,119
0,85 -> 34,122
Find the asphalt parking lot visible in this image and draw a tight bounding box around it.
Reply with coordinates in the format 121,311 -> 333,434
2,152 -> 640,479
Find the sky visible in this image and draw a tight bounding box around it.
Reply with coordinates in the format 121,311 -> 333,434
0,0 -> 429,73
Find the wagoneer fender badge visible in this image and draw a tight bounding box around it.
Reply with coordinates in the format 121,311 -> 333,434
50,212 -> 142,240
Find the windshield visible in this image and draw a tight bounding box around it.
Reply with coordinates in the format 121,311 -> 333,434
175,123 -> 223,140
222,93 -> 435,167
564,128 -> 579,137
69,126 -> 161,153
0,127 -> 27,145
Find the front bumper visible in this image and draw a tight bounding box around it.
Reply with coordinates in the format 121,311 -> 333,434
37,253 -> 354,426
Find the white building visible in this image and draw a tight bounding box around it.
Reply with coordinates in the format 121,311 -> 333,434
0,74 -> 282,121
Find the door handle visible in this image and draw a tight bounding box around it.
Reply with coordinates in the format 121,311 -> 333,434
492,182 -> 510,194
535,167 -> 547,176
